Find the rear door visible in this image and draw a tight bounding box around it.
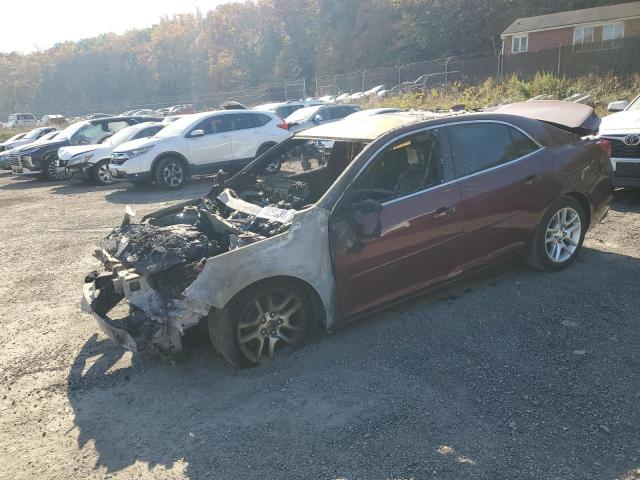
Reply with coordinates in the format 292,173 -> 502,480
186,115 -> 234,169
228,113 -> 265,161
446,121 -> 553,270
330,127 -> 464,317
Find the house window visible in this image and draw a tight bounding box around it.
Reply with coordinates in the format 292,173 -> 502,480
602,22 -> 624,49
574,25 -> 596,51
511,35 -> 528,53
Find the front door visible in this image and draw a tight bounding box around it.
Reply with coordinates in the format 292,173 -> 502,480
446,121 -> 554,270
186,115 -> 234,169
329,128 -> 465,318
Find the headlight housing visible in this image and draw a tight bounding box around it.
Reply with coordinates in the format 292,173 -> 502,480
125,145 -> 154,159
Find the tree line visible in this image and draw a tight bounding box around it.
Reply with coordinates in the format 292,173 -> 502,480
0,0 -> 629,118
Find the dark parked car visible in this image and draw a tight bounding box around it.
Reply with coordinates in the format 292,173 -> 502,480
10,116 -> 161,180
82,104 -> 612,368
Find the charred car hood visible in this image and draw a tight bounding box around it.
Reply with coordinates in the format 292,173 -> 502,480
99,223 -> 214,276
600,111 -> 640,134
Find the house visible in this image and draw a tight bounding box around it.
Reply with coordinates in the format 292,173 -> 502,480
501,1 -> 640,55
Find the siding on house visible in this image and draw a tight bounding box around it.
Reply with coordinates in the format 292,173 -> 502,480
503,17 -> 640,55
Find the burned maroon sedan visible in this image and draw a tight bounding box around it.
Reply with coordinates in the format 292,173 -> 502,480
83,103 -> 613,368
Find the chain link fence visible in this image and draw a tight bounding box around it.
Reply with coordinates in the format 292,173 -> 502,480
316,36 -> 640,98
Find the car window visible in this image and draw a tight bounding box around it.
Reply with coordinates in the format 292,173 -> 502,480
353,130 -> 446,203
448,122 -> 539,178
253,114 -> 272,127
74,123 -> 106,144
194,116 -> 233,135
230,113 -> 257,131
316,108 -> 330,121
276,105 -> 302,118
330,106 -> 354,120
106,121 -> 130,133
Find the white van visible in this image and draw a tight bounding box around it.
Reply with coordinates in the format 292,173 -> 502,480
8,113 -> 37,128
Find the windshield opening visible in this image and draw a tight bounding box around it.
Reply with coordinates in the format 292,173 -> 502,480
223,137 -> 368,210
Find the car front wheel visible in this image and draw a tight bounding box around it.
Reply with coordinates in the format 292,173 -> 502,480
208,280 -> 314,368
155,157 -> 186,189
527,196 -> 586,271
90,159 -> 114,185
42,156 -> 72,181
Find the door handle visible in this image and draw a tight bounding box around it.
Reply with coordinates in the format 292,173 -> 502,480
433,206 -> 456,219
524,175 -> 543,186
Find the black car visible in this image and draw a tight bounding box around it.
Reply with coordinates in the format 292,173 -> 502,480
10,116 -> 161,180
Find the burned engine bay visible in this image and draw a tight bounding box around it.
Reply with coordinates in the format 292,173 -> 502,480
89,170 -> 319,353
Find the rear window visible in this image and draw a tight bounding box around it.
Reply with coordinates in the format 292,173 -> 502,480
448,122 -> 539,177
253,114 -> 273,127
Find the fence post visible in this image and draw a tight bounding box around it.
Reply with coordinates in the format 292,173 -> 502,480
284,80 -> 288,101
398,65 -> 403,88
315,74 -> 318,97
302,77 -> 306,99
362,70 -> 367,93
557,45 -> 562,76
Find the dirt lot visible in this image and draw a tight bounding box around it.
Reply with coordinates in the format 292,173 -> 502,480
0,172 -> 639,480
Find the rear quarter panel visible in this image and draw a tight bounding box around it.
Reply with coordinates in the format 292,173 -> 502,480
550,139 -> 613,227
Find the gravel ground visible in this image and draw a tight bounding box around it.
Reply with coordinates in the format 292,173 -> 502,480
0,172 -> 639,480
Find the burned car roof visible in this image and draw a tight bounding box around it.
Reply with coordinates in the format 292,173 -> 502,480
297,110 -> 465,141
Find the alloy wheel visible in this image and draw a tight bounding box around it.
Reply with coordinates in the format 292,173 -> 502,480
97,163 -> 114,184
237,289 -> 307,363
162,162 -> 184,187
47,160 -> 72,181
545,207 -> 581,263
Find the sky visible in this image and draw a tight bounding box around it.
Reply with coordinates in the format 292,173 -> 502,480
0,0 -> 231,53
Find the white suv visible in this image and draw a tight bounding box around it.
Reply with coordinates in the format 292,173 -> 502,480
109,110 -> 290,188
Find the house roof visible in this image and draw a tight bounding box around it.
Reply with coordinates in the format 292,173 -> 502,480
502,1 -> 640,36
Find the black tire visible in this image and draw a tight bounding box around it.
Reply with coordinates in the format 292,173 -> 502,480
208,279 -> 314,368
526,195 -> 587,272
154,156 -> 187,189
41,155 -> 72,181
89,159 -> 114,185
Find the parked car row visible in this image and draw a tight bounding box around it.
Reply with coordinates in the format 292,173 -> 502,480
6,95 -> 637,194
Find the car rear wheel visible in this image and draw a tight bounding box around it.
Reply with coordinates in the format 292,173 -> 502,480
89,159 -> 114,185
208,280 -> 314,368
42,156 -> 72,181
527,196 -> 586,272
155,157 -> 186,189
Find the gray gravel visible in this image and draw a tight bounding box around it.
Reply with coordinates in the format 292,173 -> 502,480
0,172 -> 639,480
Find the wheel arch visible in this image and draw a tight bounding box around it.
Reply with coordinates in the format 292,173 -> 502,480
222,275 -> 327,330
565,191 -> 591,230
151,151 -> 191,178
256,141 -> 278,157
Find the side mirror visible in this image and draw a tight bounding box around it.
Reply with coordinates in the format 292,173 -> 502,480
352,199 -> 382,240
313,115 -> 323,125
190,129 -> 205,138
608,100 -> 629,112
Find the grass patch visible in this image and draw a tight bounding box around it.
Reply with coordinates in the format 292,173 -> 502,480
365,73 -> 640,117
